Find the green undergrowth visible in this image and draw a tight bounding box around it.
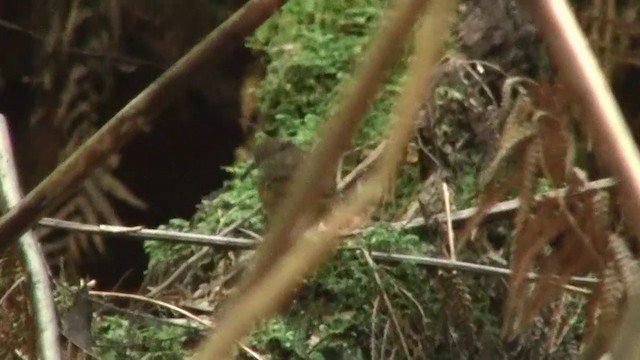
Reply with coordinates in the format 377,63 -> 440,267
139,1 -> 486,358
139,1 -> 584,359
142,1 -> 443,357
248,0 -> 404,148
94,316 -> 193,360
145,0 -> 414,278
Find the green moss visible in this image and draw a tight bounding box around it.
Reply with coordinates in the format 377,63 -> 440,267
145,0 -> 410,272
248,0 -> 404,148
94,316 -> 192,359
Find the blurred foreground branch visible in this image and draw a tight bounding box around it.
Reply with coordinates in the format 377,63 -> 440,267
0,115 -> 60,360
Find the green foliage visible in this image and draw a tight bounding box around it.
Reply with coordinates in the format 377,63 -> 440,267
143,0 -> 412,293
192,162 -> 264,233
248,0 -> 404,148
361,223 -> 424,252
455,165 -> 482,208
94,316 -> 193,359
380,163 -> 421,219
144,161 -> 263,278
247,224 -> 440,358
164,1 -> 469,357
144,218 -> 197,278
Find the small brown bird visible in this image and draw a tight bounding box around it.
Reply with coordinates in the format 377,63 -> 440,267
253,137 -> 337,226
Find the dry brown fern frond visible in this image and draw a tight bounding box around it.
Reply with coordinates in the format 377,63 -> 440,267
516,230 -> 593,333
534,82 -> 574,186
576,0 -> 640,78
581,238 -> 631,359
457,133 -> 540,253
437,271 -> 477,357
503,199 -> 567,335
457,77 -> 543,250
609,233 -> 640,296
583,268 -> 601,340
29,0 -> 146,272
449,76 -> 617,340
479,93 -> 538,189
513,137 -> 541,232
546,293 -> 582,354
504,181 -> 614,337
503,184 -> 630,355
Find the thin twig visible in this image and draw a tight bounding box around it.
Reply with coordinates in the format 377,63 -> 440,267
89,297 -> 204,331
361,249 -> 412,359
146,207 -> 261,297
38,177 -> 619,250
38,217 -> 257,248
441,182 -> 455,261
338,141 -> 386,190
392,177 -> 617,231
460,62 -> 498,106
38,213 -> 600,287
35,178 -> 609,290
380,320 -> 392,359
89,291 -> 263,359
369,251 -> 596,288
145,248 -> 210,297
0,115 -> 60,360
0,18 -> 163,69
93,290 -> 206,325
0,276 -> 25,306
395,286 -> 429,333
0,0 -> 287,252
371,296 -> 381,360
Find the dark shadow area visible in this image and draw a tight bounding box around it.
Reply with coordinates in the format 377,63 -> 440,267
0,1 -> 250,291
